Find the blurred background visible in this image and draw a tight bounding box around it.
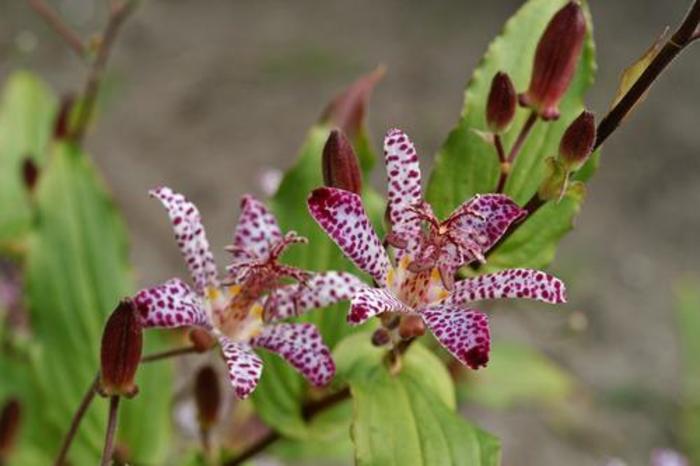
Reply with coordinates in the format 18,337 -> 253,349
1,0 -> 700,465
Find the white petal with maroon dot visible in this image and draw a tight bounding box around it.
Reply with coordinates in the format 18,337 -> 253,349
219,337 -> 264,399
134,278 -> 211,329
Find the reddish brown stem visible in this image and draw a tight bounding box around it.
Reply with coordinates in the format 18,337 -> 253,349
507,111 -> 538,163
140,345 -> 198,363
52,374 -> 99,466
99,396 -> 120,466
27,0 -> 85,58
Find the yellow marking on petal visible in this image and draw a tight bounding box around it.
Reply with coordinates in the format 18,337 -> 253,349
228,284 -> 241,297
399,255 -> 411,271
250,303 -> 264,319
430,267 -> 441,282
207,287 -> 221,301
437,289 -> 450,300
386,266 -> 396,286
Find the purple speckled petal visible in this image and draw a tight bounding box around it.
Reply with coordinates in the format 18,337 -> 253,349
133,278 -> 210,329
230,195 -> 283,261
349,286 -> 412,325
150,187 -> 218,293
445,268 -> 566,306
446,194 -> 525,255
267,272 -> 366,321
251,323 -> 335,387
219,336 -> 263,399
384,128 -> 423,242
421,305 -> 490,370
308,187 -> 390,285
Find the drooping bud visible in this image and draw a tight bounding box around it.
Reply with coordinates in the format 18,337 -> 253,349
99,299 -> 143,398
53,94 -> 75,140
194,366 -> 220,432
0,398 -> 21,461
189,328 -> 217,353
559,110 -> 596,170
398,315 -> 426,340
519,2 -> 587,120
322,129 -> 362,194
486,72 -> 517,133
371,328 -> 391,347
21,157 -> 39,193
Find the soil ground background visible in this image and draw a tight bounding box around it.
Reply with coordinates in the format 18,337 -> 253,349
2,1 -> 700,465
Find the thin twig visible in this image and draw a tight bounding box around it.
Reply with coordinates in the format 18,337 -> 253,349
26,0 -> 85,58
100,396 -> 121,466
506,111 -> 538,163
140,345 -> 199,363
72,0 -> 136,144
52,374 -> 99,466
494,135 -> 509,193
223,430 -> 280,466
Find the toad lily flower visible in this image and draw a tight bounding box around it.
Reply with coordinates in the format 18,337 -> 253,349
308,129 -> 567,369
134,187 -> 363,398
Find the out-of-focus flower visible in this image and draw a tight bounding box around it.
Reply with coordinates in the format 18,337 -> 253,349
322,129 -> 362,194
650,449 -> 688,466
99,299 -> 143,398
257,168 -> 283,198
486,72 -> 517,133
519,1 -> 587,120
134,188 -> 363,398
0,398 -> 21,462
308,129 -> 567,369
194,366 -> 220,432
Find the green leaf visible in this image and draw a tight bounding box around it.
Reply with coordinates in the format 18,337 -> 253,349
335,333 -> 501,466
23,142 -> 172,464
252,123 -> 383,439
675,280 -> 700,465
459,342 -> 575,409
0,71 -> 57,252
426,0 -> 596,270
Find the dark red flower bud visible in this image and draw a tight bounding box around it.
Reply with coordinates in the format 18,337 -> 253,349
53,94 -> 75,140
398,315 -> 426,340
99,299 -> 143,398
519,1 -> 587,120
486,72 -> 517,133
21,157 -> 39,193
559,110 -> 596,170
194,366 -> 220,431
188,328 -> 216,353
322,129 -> 362,194
0,398 -> 21,461
371,328 -> 391,347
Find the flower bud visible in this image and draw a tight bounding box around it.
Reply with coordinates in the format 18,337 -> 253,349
322,129 -> 362,194
99,299 -> 143,398
371,328 -> 391,347
22,157 -> 39,193
189,328 -> 217,353
53,94 -> 75,140
519,1 -> 587,120
194,366 -> 220,432
0,398 -> 21,461
398,315 -> 426,340
559,110 -> 596,170
486,72 -> 516,133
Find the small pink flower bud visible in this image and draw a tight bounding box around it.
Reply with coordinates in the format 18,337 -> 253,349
99,299 -> 143,398
21,157 -> 39,193
194,366 -> 220,431
188,328 -> 216,353
559,110 -> 596,170
371,328 -> 391,347
398,315 -> 426,340
519,1 -> 587,120
486,72 -> 517,133
0,398 -> 21,461
322,129 -> 362,194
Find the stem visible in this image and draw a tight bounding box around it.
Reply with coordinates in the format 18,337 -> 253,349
140,345 -> 198,363
52,374 -> 99,466
494,135 -> 509,193
506,111 -> 538,163
100,396 -> 121,466
26,0 -> 85,58
72,0 -> 136,144
223,430 -> 279,466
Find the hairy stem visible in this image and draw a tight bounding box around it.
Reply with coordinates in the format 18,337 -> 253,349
52,374 -> 99,466
100,396 -> 120,466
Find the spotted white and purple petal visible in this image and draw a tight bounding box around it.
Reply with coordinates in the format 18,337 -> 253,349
251,323 -> 335,386
349,286 -> 412,325
267,272 -> 366,321
421,305 -> 491,369
445,268 -> 566,306
150,187 -> 218,293
230,195 -> 283,262
308,187 -> 390,285
445,194 -> 525,254
384,129 -> 423,242
219,337 -> 264,399
133,278 -> 210,329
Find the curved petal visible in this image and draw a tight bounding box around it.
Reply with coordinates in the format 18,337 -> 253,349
349,286 -> 412,325
229,195 -> 283,262
446,194 -> 525,255
266,271 -> 366,321
133,278 -> 210,329
251,323 -> 335,387
219,337 -> 263,399
150,187 -> 218,293
445,268 -> 566,306
421,305 -> 490,370
384,129 -> 423,241
307,187 -> 390,285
